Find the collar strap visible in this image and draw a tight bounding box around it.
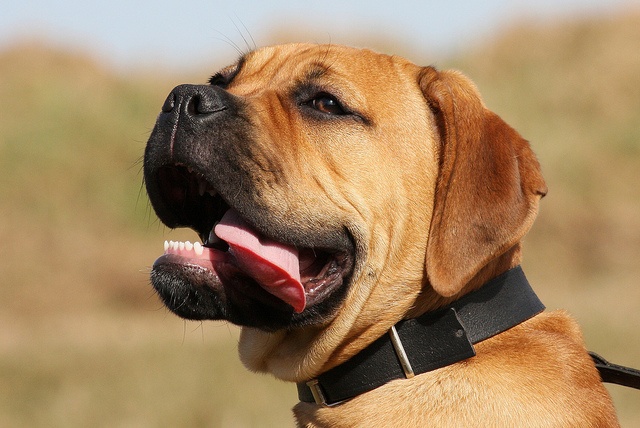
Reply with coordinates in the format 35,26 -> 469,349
297,266 -> 545,406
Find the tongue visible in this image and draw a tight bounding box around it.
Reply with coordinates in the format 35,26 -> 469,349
214,209 -> 306,313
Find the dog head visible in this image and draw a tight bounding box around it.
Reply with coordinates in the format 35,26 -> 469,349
143,44 -> 546,379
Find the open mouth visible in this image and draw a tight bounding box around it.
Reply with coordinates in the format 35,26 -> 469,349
149,165 -> 354,317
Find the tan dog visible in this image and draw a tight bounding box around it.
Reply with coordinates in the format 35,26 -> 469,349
143,44 -> 619,426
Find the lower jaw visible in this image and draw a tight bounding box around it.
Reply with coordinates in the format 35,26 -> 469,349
150,254 -> 353,331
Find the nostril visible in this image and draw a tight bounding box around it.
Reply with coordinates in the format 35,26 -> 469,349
188,93 -> 224,115
187,94 -> 203,115
162,92 -> 176,113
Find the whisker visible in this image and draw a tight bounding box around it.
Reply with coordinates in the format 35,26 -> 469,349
212,31 -> 244,56
233,14 -> 256,51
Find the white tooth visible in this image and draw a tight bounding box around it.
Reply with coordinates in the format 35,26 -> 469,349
198,180 -> 207,196
185,241 -> 193,251
194,241 -> 204,255
179,242 -> 185,251
171,241 -> 178,251
164,240 -> 169,252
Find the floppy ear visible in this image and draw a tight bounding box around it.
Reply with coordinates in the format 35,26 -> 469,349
419,67 -> 547,297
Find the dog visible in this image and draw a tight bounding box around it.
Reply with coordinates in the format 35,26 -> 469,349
143,43 -> 619,426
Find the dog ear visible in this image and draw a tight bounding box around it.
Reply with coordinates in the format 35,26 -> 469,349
419,67 -> 547,297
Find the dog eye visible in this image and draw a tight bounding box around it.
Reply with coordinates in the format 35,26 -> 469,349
209,72 -> 227,87
208,59 -> 244,88
308,93 -> 347,115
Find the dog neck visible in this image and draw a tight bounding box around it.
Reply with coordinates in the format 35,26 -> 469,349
297,265 -> 544,406
409,244 -> 523,319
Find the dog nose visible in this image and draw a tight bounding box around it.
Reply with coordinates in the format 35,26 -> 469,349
162,84 -> 228,117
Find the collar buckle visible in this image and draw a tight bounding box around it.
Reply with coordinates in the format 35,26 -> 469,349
305,379 -> 327,405
305,379 -> 347,407
389,325 -> 415,378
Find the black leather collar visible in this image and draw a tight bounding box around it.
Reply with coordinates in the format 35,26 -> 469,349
297,266 -> 545,406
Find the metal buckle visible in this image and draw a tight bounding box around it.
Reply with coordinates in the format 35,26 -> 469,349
305,379 -> 347,407
306,379 -> 328,406
389,325 -> 415,379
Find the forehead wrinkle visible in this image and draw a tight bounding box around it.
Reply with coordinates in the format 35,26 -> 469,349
241,49 -> 281,81
239,44 -> 344,87
297,60 -> 357,91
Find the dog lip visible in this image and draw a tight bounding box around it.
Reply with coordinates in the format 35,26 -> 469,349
150,251 -> 299,321
154,235 -> 353,314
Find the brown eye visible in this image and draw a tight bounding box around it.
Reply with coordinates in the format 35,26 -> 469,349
309,93 -> 346,115
209,72 -> 227,87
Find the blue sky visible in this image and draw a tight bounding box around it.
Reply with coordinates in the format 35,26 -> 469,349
1,0 -> 636,70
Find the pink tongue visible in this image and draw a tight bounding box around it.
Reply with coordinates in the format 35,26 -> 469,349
214,209 -> 306,313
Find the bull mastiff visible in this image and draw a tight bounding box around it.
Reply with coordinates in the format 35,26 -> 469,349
143,44 -> 619,426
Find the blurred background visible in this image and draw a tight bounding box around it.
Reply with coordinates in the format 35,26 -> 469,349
1,0 -> 639,426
